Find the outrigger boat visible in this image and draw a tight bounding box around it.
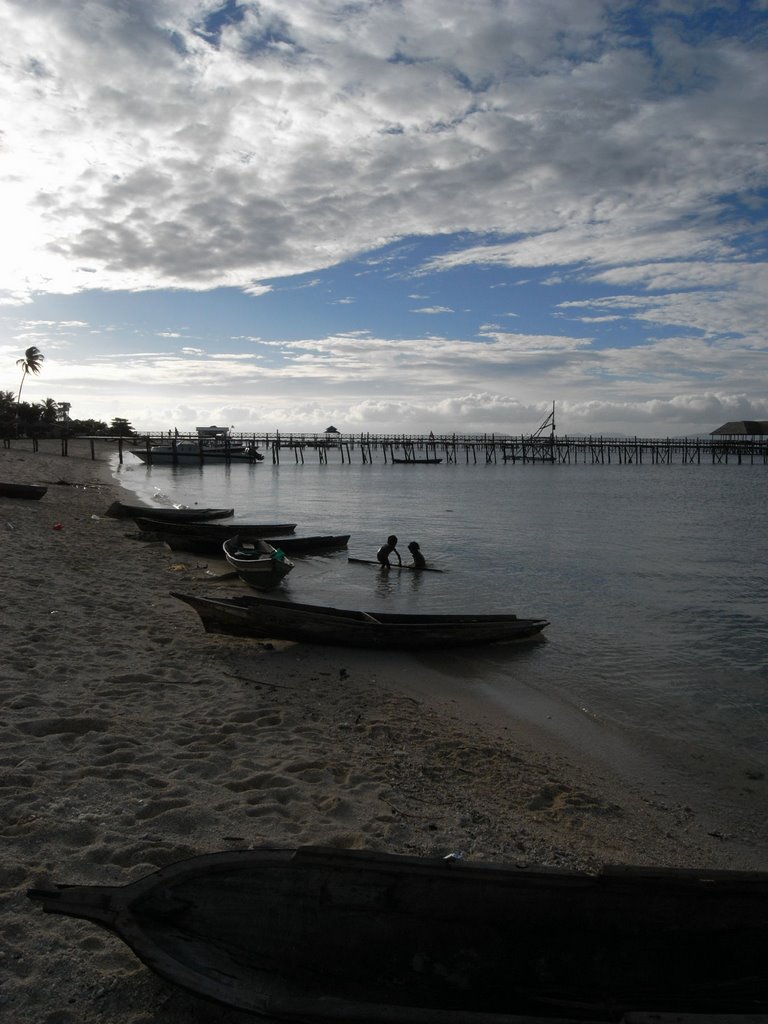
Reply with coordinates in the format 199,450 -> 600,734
28,846 -> 768,1022
171,592 -> 548,649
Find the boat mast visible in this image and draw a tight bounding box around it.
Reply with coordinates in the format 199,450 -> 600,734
532,401 -> 556,439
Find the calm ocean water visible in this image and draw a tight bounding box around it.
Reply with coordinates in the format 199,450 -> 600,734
112,453 -> 767,837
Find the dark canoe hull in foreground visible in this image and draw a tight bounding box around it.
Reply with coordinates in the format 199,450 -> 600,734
171,592 -> 548,649
0,481 -> 47,500
28,846 -> 768,1022
104,501 -> 234,522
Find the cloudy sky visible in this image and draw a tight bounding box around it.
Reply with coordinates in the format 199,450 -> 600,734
1,0 -> 766,436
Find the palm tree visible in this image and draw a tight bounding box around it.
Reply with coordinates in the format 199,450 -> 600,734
0,390 -> 15,434
14,347 -> 44,437
39,397 -> 59,426
16,346 -> 45,405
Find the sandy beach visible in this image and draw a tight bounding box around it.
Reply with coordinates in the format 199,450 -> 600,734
1,439 -> 765,1023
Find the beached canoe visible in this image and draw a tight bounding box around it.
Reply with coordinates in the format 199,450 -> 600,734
104,501 -> 234,521
28,846 -> 768,1021
134,517 -> 297,542
222,536 -> 295,590
0,481 -> 47,500
171,592 -> 548,649
166,534 -> 349,556
348,557 -> 444,573
259,534 -> 350,555
136,518 -> 347,555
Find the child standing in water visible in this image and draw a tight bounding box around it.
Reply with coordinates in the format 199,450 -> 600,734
376,535 -> 401,567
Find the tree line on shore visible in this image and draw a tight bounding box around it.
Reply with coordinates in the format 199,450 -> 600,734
0,392 -> 135,438
3,346 -> 136,438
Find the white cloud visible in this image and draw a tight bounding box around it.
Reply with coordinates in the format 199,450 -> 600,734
556,263 -> 768,339
1,0 -> 765,302
112,388 -> 768,437
25,317 -> 763,433
2,2 -> 766,437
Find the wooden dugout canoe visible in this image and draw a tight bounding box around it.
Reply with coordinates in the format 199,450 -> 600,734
0,481 -> 47,499
136,518 -> 347,556
171,592 -> 548,649
28,846 -> 768,1021
257,534 -> 350,555
150,528 -> 349,556
104,501 -> 234,521
134,517 -> 297,542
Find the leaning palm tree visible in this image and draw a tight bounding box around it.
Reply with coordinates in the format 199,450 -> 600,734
14,347 -> 44,437
16,346 -> 45,405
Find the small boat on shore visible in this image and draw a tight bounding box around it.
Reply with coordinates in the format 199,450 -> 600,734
133,518 -> 348,556
168,532 -> 352,557
348,557 -> 444,573
104,501 -> 234,522
222,536 -> 295,590
260,533 -> 350,555
172,592 -> 548,649
134,517 -> 297,542
28,845 -> 768,1021
0,481 -> 47,500
163,532 -> 351,556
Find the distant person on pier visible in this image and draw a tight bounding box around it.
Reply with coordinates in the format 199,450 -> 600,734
407,541 -> 426,568
376,535 -> 402,568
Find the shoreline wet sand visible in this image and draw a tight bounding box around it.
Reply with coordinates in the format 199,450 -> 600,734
1,439 -> 765,1023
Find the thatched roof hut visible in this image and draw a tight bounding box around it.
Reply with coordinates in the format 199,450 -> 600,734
711,420 -> 768,436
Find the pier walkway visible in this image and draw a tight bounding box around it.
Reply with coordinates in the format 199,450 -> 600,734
121,432 -> 768,466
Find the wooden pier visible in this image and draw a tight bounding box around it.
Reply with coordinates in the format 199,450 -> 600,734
4,431 -> 766,466
119,431 -> 768,466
